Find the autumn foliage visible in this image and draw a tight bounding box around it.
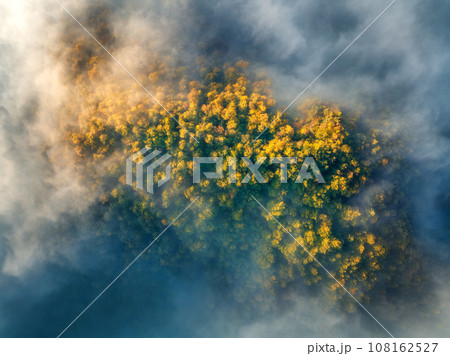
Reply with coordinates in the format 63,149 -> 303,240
62,36 -> 423,311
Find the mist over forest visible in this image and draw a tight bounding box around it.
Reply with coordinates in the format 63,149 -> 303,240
0,0 -> 449,337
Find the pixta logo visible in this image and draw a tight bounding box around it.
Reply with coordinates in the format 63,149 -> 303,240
126,148 -> 325,194
126,147 -> 172,194
193,157 -> 325,184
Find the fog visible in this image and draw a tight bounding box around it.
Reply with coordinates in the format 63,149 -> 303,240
0,0 -> 449,337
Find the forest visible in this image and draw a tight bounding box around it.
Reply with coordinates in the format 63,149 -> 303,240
61,26 -> 425,315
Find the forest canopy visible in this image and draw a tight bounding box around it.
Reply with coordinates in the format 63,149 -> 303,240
61,34 -> 424,313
